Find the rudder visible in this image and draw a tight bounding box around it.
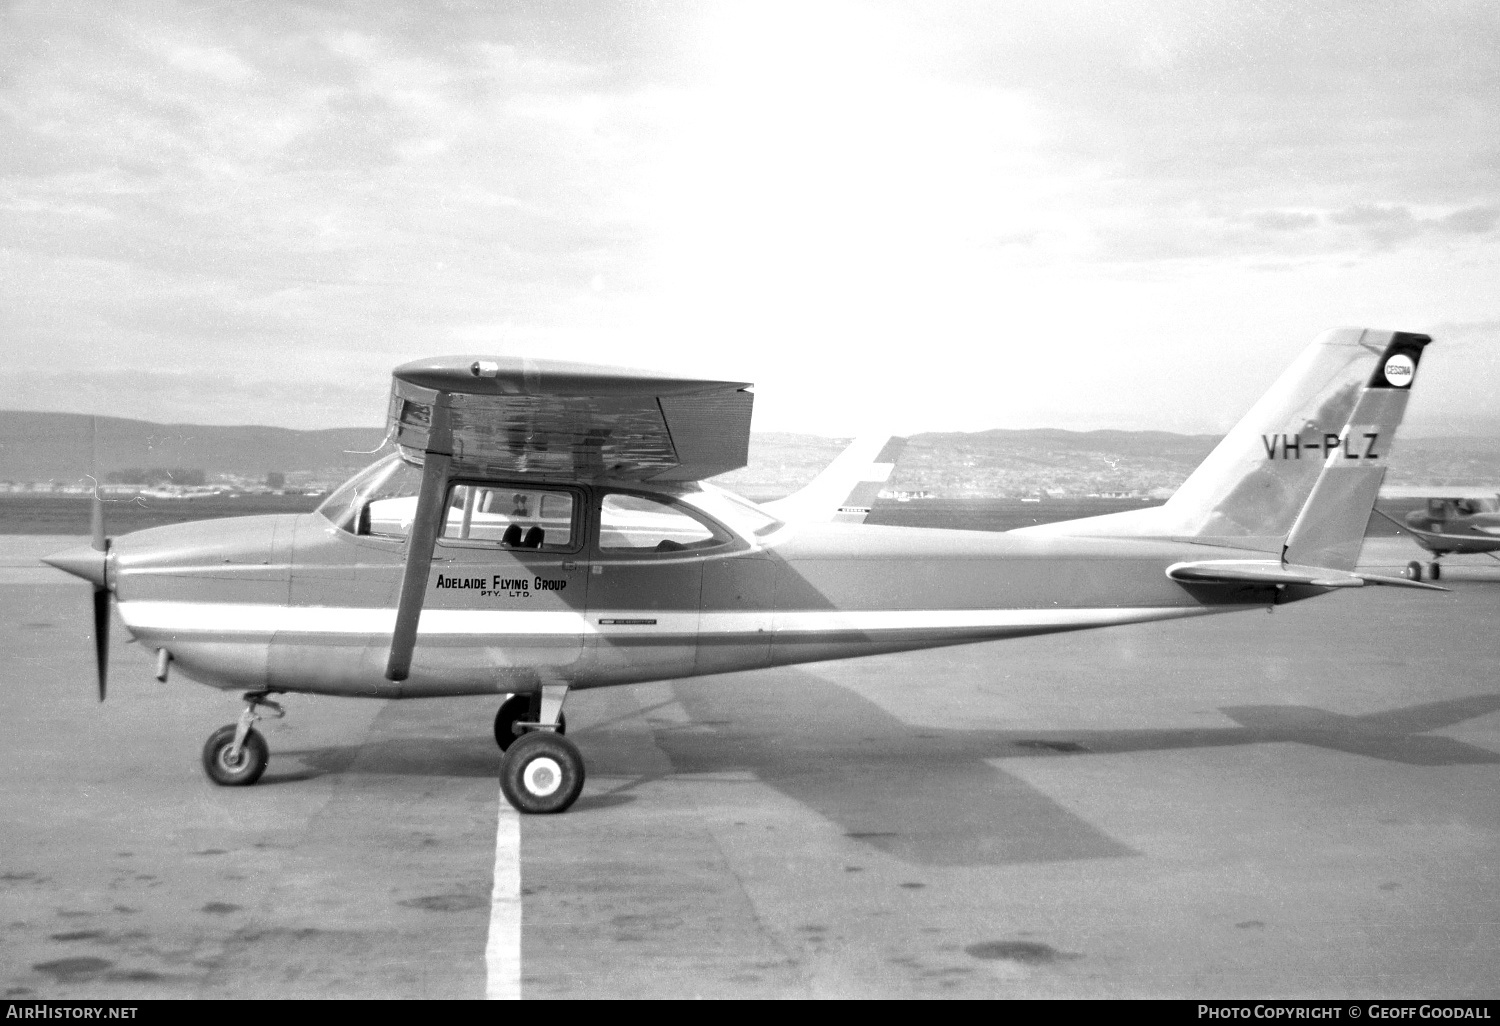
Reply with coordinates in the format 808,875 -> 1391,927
1283,332 -> 1430,569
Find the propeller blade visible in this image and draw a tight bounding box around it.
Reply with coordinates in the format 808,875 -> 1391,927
90,485 -> 105,553
90,415 -> 106,553
89,416 -> 109,700
92,580 -> 110,702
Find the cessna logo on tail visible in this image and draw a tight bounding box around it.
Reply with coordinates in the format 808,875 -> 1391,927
1384,353 -> 1415,388
1261,429 -> 1382,461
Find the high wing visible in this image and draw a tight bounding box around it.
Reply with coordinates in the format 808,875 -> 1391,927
390,355 -> 753,482
762,434 -> 907,524
384,356 -> 755,681
1372,508 -> 1500,550
1379,485 -> 1500,502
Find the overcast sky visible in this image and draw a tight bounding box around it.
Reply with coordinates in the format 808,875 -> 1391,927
2,0 -> 1497,436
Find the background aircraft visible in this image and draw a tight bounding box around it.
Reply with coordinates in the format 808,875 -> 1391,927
45,328 -> 1439,814
1373,487 -> 1500,580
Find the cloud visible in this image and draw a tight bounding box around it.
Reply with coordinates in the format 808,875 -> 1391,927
0,0 -> 1497,436
1327,202 -> 1498,246
1249,210 -> 1320,232
1440,205 -> 1500,234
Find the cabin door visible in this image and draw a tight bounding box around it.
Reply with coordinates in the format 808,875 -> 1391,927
583,490 -> 734,682
422,482 -> 589,683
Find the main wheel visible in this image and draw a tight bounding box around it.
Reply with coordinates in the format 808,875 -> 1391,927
1406,560 -> 1423,581
493,694 -> 565,751
1430,562 -> 1442,580
202,725 -> 269,786
500,731 -> 585,814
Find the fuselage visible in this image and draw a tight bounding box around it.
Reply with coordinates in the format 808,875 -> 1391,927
103,480 -> 1287,699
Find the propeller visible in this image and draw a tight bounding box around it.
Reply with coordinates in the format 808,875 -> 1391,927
42,416 -> 113,701
90,474 -> 111,702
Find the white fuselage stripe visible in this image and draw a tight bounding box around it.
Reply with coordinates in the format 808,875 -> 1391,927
117,601 -> 1217,636
485,795 -> 521,1000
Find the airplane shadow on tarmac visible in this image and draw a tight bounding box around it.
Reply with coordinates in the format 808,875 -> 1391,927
271,671 -> 1499,868
276,735 -> 501,782
640,670 -> 1500,868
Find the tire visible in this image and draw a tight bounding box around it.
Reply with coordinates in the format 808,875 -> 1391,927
493,694 -> 565,751
202,725 -> 269,786
1430,562 -> 1441,581
500,731 -> 585,814
1406,560 -> 1423,581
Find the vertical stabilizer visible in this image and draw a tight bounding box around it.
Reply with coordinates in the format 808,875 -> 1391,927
762,435 -> 907,524
1015,328 -> 1426,551
1283,332 -> 1430,569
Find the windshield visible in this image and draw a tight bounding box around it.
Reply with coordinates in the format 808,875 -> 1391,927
316,453 -> 420,532
679,482 -> 783,539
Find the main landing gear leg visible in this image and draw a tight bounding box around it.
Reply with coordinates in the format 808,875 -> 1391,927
202,691 -> 283,786
493,692 -> 566,751
499,684 -> 584,814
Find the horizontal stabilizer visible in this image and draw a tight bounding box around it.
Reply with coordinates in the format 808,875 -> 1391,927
1166,559 -> 1447,591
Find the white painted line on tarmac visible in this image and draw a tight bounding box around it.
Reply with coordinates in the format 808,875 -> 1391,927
485,796 -> 522,1000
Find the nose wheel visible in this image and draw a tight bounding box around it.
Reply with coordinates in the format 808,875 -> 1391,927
203,725 -> 268,785
202,692 -> 282,787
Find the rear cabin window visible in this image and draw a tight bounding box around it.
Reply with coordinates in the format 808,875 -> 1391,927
441,485 -> 575,550
598,493 -> 727,552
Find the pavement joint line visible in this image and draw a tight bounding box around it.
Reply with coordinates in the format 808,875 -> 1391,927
485,791 -> 522,1000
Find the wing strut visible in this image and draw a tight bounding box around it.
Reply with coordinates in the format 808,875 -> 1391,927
385,395 -> 454,682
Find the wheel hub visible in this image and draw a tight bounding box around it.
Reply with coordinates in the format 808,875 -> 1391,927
523,756 -> 563,797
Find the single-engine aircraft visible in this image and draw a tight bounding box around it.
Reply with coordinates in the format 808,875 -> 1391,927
44,328 -> 1442,814
1370,490 -> 1500,581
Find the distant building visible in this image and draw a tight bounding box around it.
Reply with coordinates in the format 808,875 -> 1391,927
266,471 -> 285,490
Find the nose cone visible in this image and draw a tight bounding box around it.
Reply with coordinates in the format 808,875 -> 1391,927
43,544 -> 108,587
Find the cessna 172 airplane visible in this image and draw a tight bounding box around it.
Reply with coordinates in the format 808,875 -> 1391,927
1372,490 -> 1500,581
44,327 -> 1440,814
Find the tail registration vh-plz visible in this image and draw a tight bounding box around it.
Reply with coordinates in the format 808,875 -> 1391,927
44,328 -> 1440,813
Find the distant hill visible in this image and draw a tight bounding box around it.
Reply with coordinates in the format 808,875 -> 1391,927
0,412 -> 387,484
886,428 -> 1222,498
883,428 -> 1500,498
2,411 -> 1494,497
710,432 -> 851,501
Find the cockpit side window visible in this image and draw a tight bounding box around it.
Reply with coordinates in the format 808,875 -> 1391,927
440,485 -> 577,550
598,492 -> 730,553
317,453 -> 422,535
357,463 -> 426,538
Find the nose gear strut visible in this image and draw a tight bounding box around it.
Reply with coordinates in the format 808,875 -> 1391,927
202,691 -> 283,787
